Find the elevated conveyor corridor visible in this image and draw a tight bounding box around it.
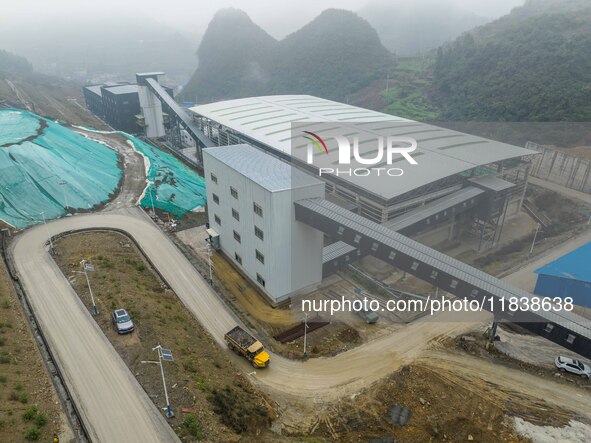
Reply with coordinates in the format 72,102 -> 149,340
143,77 -> 213,150
295,198 -> 591,359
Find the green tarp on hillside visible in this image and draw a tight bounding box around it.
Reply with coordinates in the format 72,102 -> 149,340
123,135 -> 206,218
0,109 -> 121,229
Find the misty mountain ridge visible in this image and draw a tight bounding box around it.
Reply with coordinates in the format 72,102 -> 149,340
358,0 -> 490,56
181,8 -> 393,104
0,15 -> 199,86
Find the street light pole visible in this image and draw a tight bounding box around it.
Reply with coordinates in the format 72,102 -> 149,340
142,345 -> 174,418
40,211 -> 55,255
80,260 -> 98,315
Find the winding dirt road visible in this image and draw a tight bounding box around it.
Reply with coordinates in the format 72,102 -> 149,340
11,207 -> 591,440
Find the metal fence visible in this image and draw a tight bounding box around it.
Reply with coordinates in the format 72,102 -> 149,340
528,141 -> 591,193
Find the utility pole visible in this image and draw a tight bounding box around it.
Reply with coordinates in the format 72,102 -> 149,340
58,180 -> 69,211
302,313 -> 309,360
529,223 -> 541,257
206,241 -> 213,284
80,260 -> 98,315
149,188 -> 156,218
40,211 -> 55,255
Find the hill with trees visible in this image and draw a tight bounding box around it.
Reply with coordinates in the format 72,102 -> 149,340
432,0 -> 591,121
181,8 -> 393,103
358,0 -> 489,56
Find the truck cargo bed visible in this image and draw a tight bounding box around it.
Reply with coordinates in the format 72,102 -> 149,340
225,326 -> 257,349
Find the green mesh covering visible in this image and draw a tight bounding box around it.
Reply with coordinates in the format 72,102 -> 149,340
0,109 -> 121,229
123,135 -> 206,218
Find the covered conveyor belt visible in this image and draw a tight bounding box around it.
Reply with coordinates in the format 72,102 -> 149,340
384,186 -> 485,235
143,77 -> 213,150
295,198 -> 591,358
322,241 -> 359,276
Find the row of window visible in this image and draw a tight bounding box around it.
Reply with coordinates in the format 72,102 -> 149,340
233,252 -> 266,287
232,230 -> 265,262
210,173 -> 264,218
212,214 -> 264,241
211,191 -> 264,218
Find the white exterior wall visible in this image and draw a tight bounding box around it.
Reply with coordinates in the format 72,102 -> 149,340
204,153 -> 324,302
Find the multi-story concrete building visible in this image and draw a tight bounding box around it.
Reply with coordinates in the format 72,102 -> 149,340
82,81 -> 173,135
203,144 -> 325,303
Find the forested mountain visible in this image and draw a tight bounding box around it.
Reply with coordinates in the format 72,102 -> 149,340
181,9 -> 393,103
0,50 -> 32,73
182,9 -> 277,103
358,0 -> 489,56
432,0 -> 591,121
0,49 -> 103,127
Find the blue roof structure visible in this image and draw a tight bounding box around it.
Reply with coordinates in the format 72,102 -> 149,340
535,242 -> 591,283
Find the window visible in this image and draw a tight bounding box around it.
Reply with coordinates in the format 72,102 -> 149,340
388,251 -> 396,260
233,230 -> 241,243
566,334 -> 576,344
214,214 -> 221,225
430,270 -> 438,279
210,173 -> 218,184
450,279 -> 458,289
212,193 -> 219,204
371,242 -> 379,252
353,234 -> 362,244
230,186 -> 238,199
544,323 -> 554,333
256,249 -> 265,264
232,208 -> 240,221
255,226 -> 264,240
256,273 -> 266,287
234,253 -> 242,265
337,226 -> 345,236
410,261 -> 419,271
253,202 -> 263,217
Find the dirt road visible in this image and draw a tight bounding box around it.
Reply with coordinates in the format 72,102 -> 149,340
11,210 -> 180,443
11,207 -> 591,439
420,351 -> 591,421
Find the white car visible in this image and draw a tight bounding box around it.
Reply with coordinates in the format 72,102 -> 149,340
555,356 -> 591,379
112,309 -> 135,334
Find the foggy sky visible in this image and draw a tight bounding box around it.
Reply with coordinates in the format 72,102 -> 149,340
2,0 -> 524,39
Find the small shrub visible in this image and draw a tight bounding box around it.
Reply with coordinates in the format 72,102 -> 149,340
0,338 -> 6,346
135,263 -> 146,272
34,414 -> 47,427
25,428 -> 41,441
15,383 -> 22,391
19,393 -> 28,404
0,355 -> 11,364
182,414 -> 203,439
9,391 -> 18,401
0,375 -> 7,383
22,406 -> 37,421
1,299 -> 9,309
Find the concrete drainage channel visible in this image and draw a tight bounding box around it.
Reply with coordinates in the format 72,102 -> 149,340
1,229 -> 90,443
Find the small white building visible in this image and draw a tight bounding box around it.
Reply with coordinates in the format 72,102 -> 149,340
203,144 -> 325,303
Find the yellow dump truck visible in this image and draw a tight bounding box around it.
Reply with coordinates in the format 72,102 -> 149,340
224,326 -> 270,368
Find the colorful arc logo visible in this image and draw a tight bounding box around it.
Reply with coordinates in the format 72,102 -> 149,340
303,131 -> 328,155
